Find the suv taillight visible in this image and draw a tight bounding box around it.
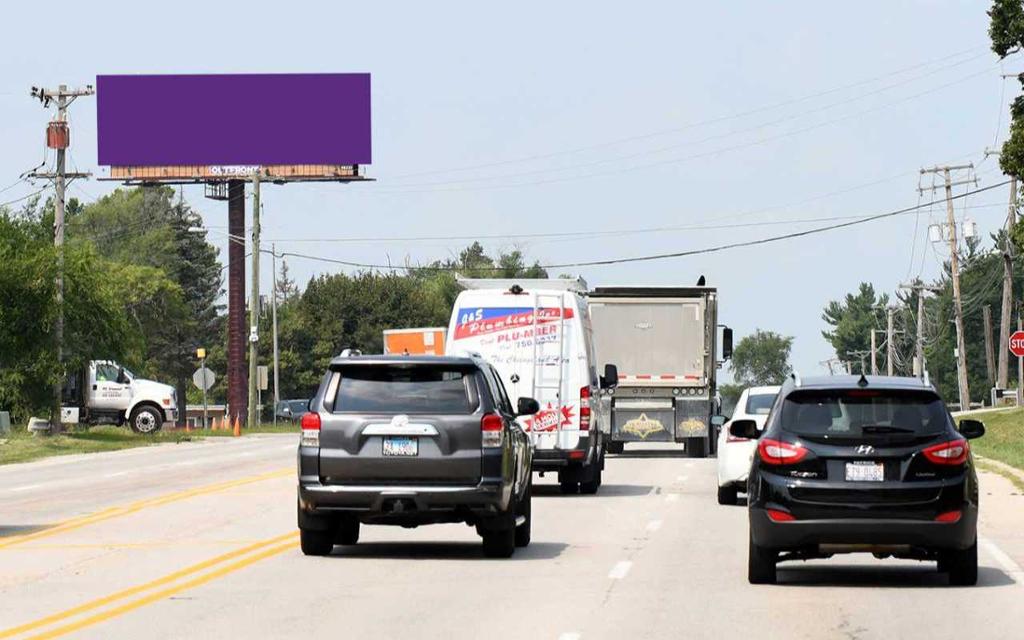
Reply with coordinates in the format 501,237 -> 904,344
580,386 -> 591,430
922,439 -> 969,466
300,412 -> 320,447
481,413 -> 503,448
757,438 -> 808,465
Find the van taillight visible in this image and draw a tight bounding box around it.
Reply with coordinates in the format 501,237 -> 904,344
922,439 -> 969,466
580,386 -> 591,430
481,413 -> 503,448
757,438 -> 808,465
300,412 -> 320,447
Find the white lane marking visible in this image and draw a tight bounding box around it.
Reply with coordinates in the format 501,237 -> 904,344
646,519 -> 663,532
980,537 -> 1024,583
665,494 -> 679,502
558,634 -> 581,640
646,486 -> 658,496
104,471 -> 130,478
608,560 -> 633,580
9,484 -> 42,492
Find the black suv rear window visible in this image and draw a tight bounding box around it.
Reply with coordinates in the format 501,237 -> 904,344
781,389 -> 949,438
333,366 -> 477,414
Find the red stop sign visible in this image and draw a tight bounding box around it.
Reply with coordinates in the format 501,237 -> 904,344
1011,331 -> 1024,357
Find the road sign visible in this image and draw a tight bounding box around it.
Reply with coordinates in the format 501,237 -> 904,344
193,367 -> 216,391
257,366 -> 268,391
1011,331 -> 1024,358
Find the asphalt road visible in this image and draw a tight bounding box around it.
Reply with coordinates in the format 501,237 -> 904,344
2,436 -> 1023,639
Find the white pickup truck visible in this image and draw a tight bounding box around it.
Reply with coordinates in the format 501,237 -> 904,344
61,360 -> 178,433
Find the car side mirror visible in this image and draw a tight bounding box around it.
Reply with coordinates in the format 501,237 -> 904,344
517,397 -> 540,416
600,364 -> 619,389
729,419 -> 759,440
117,367 -> 127,384
710,415 -> 726,427
958,418 -> 985,440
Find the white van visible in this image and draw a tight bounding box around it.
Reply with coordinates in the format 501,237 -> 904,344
446,278 -> 618,494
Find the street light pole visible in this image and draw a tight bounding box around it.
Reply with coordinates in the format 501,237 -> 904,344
247,173 -> 261,429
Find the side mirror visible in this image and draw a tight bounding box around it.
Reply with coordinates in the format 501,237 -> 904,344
283,407 -> 292,415
958,419 -> 985,440
729,419 -> 759,440
722,327 -> 733,361
517,397 -> 540,416
117,367 -> 127,384
710,415 -> 726,427
600,364 -> 619,389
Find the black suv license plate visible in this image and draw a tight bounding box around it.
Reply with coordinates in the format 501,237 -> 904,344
845,461 -> 884,482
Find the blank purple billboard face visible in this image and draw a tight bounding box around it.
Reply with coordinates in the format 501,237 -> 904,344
96,73 -> 371,167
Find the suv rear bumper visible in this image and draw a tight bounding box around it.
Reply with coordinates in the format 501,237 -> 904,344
531,435 -> 595,470
749,505 -> 977,551
298,477 -> 512,518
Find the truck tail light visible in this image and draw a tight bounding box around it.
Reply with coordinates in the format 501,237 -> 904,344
579,386 -> 591,430
481,413 -> 504,448
300,412 -> 320,447
922,439 -> 969,466
757,438 -> 808,465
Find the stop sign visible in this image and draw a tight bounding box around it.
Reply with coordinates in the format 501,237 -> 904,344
1010,331 -> 1024,357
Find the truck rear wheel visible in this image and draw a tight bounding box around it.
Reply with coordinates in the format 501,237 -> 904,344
606,441 -> 624,455
129,405 -> 163,435
579,452 -> 603,495
685,437 -> 707,458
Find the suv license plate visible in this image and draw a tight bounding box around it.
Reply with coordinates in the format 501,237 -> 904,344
383,437 -> 418,457
845,461 -> 884,482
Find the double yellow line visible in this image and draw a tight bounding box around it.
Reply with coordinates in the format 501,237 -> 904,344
0,468 -> 291,550
0,532 -> 298,639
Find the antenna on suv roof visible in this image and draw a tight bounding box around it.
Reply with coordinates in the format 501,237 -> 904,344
858,373 -> 869,387
790,371 -> 802,387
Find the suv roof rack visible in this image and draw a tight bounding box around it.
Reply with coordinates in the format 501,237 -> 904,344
456,277 -> 588,293
338,348 -> 362,358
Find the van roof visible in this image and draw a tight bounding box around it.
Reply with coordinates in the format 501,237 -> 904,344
456,277 -> 588,293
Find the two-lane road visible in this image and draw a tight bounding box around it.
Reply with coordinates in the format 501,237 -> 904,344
1,437 -> 1023,639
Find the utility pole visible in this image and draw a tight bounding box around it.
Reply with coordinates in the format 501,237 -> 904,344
899,281 -> 941,379
886,308 -> 896,377
271,243 -> 280,427
870,330 -> 879,375
27,84 -> 94,430
248,173 -> 261,429
984,305 -> 996,389
920,164 -> 976,410
998,176 -> 1017,389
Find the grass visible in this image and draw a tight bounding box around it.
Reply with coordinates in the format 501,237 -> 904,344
0,422 -> 298,466
967,408 -> 1024,472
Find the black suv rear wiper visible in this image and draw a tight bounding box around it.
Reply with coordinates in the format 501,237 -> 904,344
860,425 -> 916,434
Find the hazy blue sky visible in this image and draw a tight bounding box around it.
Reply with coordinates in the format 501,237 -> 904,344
0,1 -> 1016,375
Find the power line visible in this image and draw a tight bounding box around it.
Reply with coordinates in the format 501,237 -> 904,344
0,186 -> 50,208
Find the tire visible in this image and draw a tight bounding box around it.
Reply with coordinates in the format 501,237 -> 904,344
607,441 -> 624,455
717,485 -> 738,506
129,405 -> 163,434
515,480 -> 532,548
748,534 -> 778,584
685,437 -> 707,458
580,459 -> 603,495
300,528 -> 334,556
559,480 -> 579,494
335,516 -> 360,546
946,540 -> 978,586
482,523 -> 516,558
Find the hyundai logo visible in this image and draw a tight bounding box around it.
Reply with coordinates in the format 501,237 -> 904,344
856,444 -> 875,455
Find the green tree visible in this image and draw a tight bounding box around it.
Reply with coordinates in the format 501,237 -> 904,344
822,283 -> 889,371
990,1 -> 1024,178
728,330 -> 794,387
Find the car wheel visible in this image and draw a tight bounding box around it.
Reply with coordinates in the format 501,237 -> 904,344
559,480 -> 579,494
946,540 -> 978,586
300,528 -> 334,556
580,460 -> 602,495
717,485 -> 738,506
335,516 -> 360,546
515,480 -> 532,548
607,441 -> 624,455
482,523 -> 516,558
129,405 -> 163,434
748,534 -> 778,584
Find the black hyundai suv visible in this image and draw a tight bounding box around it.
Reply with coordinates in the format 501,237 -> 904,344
732,374 -> 985,585
297,354 -> 538,558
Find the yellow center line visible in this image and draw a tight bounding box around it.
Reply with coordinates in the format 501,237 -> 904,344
0,532 -> 298,639
0,468 -> 291,550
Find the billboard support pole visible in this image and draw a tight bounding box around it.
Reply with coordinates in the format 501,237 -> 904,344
272,242 -> 280,427
248,172 -> 261,430
227,181 -> 246,427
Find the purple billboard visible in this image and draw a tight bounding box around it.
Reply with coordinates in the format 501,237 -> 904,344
96,73 -> 371,167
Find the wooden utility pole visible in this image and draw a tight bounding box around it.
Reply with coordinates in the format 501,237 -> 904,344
271,243 -> 280,427
984,305 -> 996,388
870,330 -> 879,375
886,308 -> 896,376
900,281 -> 941,379
998,176 -> 1017,389
28,84 -> 94,430
920,165 -> 975,409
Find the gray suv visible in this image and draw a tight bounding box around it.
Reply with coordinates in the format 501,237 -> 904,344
297,354 -> 538,558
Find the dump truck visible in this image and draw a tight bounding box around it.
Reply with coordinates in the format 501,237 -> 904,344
589,286 -> 731,457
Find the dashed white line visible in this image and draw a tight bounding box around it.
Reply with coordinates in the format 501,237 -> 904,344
646,519 -> 663,532
558,633 -> 581,640
9,484 -> 41,492
608,560 -> 633,580
980,537 -> 1024,583
665,494 -> 679,502
104,471 -> 129,478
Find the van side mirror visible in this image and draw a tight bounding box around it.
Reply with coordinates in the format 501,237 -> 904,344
958,419 -> 985,440
517,397 -> 540,416
710,415 -> 726,427
600,364 -> 619,389
729,419 -> 758,440
722,327 -> 733,360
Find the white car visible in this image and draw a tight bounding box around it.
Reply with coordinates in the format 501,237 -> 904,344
716,385 -> 780,505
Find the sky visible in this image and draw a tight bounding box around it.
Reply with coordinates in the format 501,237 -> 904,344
0,1 -> 1017,377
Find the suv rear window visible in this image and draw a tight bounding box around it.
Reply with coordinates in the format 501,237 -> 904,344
781,389 -> 949,438
333,366 -> 477,414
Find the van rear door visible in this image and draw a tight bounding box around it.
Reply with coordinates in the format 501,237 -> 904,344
317,363 -> 484,485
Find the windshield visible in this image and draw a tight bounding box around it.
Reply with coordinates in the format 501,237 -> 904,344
781,389 -> 949,438
745,393 -> 776,415
333,366 -> 477,414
